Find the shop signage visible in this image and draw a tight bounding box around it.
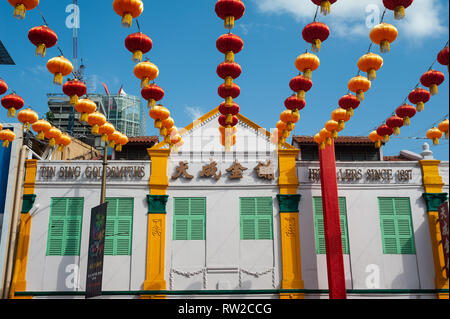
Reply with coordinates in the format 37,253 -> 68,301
308,168 -> 413,183
438,201 -> 449,278
39,165 -> 146,180
85,203 -> 107,299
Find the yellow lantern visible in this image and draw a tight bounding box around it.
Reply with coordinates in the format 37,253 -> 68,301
331,108 -> 351,130
319,128 -> 333,146
426,127 -> 443,145
17,108 -> 38,130
32,119 -> 51,140
99,122 -> 116,142
369,131 -> 384,149
314,133 -> 326,150
438,119 -> 449,139
55,133 -> 71,152
357,53 -> 384,81
44,126 -> 62,147
75,99 -> 97,123
113,0 -> 144,28
134,61 -> 159,88
108,131 -> 121,149
47,56 -> 73,85
87,112 -> 107,135
0,129 -> 16,148
370,23 -> 398,53
325,120 -> 342,139
348,76 -> 372,101
8,0 -> 39,19
295,53 -> 320,79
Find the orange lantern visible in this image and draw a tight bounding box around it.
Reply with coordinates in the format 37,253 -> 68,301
348,76 -> 371,101
314,133 -> 326,150
75,98 -> 97,123
369,130 -> 384,149
8,0 -> 39,19
108,131 -> 121,149
47,56 -> 73,85
325,120 -> 342,139
115,133 -> 129,152
99,122 -> 115,142
320,128 -> 333,146
427,127 -> 443,145
0,124 -> 2,131
332,108 -> 351,130
32,119 -> 51,140
0,129 -> 15,148
438,119 -> 449,139
87,112 -> 107,135
149,105 -> 170,129
280,110 -> 300,131
295,53 -> 320,79
113,0 -> 144,28
134,61 -> 159,88
55,133 -> 71,152
17,108 -> 38,130
45,127 -> 62,147
170,133 -> 182,146
160,117 -> 175,137
357,53 -> 384,81
370,23 -> 398,53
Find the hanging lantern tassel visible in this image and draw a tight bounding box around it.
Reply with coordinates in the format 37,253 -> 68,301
54,73 -> 64,85
160,127 -> 168,137
403,116 -> 411,126
384,135 -> 390,143
91,125 -> 100,135
356,90 -> 365,101
225,16 -> 235,30
38,131 -> 45,140
381,40 -> 390,53
429,84 -> 438,96
416,102 -> 425,112
226,51 -> 234,62
154,120 -> 162,129
70,95 -> 79,106
320,1 -> 331,15
133,50 -> 143,63
36,44 -> 47,57
225,76 -> 233,88
303,69 -> 312,80
148,99 -> 156,109
3,140 -> 10,148
393,127 -> 400,136
394,6 -> 405,20
297,90 -> 306,100
368,69 -> 377,81
13,4 -> 26,19
122,13 -> 133,28
346,108 -> 354,117
312,39 -> 322,52
49,138 -> 56,147
116,144 -> 122,152
375,140 -> 381,149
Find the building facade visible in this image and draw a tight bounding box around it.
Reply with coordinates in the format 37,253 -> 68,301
7,108 -> 449,299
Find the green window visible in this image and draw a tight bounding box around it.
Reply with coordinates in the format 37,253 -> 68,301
173,198 -> 206,240
47,198 -> 84,256
378,197 -> 416,254
240,197 -> 274,240
104,198 -> 134,256
313,197 -> 350,254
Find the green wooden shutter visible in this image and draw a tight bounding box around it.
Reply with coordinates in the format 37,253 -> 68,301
240,197 -> 273,240
313,197 -> 349,255
105,198 -> 133,256
379,198 -> 416,255
47,198 -> 84,256
173,198 -> 206,240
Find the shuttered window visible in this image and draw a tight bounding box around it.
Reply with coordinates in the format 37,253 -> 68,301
173,198 -> 206,240
240,197 -> 273,240
378,197 -> 416,254
313,197 -> 350,254
47,198 -> 84,256
104,198 -> 134,256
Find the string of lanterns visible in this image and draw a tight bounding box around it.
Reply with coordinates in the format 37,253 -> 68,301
214,0 -> 245,152
272,1 -> 333,149
368,41 -> 448,149
112,0 -> 183,151
314,6 -> 405,150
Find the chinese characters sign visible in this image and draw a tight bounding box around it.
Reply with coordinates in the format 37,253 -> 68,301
438,201 -> 449,279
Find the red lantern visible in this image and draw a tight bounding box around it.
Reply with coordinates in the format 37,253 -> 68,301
217,33 -> 244,62
125,32 -> 153,63
215,0 -> 246,30
219,102 -> 240,126
386,115 -> 404,136
217,62 -> 242,88
311,0 -> 337,16
2,93 -> 24,117
377,124 -> 394,142
302,22 -> 330,52
408,88 -> 430,112
28,25 -> 58,57
396,103 -> 416,126
218,83 -> 240,106
219,114 -> 238,127
289,75 -> 313,100
0,79 -> 7,95
63,79 -> 87,106
437,46 -> 449,72
382,0 -> 413,20
141,84 -> 165,108
338,94 -> 361,116
420,70 -> 445,96
284,95 -> 306,112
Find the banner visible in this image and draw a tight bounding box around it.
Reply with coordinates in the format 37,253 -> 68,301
438,201 -> 449,279
85,203 -> 108,299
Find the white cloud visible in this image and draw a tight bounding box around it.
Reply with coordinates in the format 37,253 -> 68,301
184,105 -> 204,121
251,0 -> 448,40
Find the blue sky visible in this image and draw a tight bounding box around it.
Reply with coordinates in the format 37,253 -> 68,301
0,0 -> 449,160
